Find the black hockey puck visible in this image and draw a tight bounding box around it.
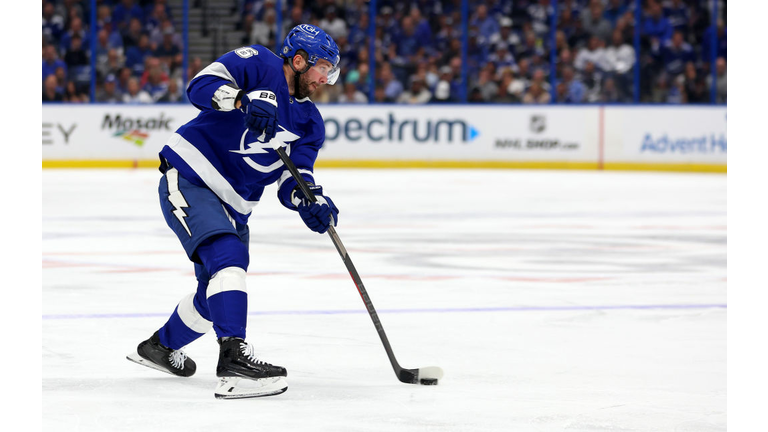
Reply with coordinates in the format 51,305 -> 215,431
420,378 -> 438,385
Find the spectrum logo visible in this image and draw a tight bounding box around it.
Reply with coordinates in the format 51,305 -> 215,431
113,129 -> 149,146
324,113 -> 480,143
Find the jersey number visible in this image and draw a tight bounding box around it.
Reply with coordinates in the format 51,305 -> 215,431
235,47 -> 258,58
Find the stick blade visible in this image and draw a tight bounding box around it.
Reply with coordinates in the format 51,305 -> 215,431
398,366 -> 444,385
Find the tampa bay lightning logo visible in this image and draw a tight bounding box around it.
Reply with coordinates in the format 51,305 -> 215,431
230,126 -> 300,173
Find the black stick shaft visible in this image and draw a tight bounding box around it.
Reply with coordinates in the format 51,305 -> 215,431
275,147 -> 405,377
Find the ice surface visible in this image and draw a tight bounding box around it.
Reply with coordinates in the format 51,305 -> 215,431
42,168 -> 726,431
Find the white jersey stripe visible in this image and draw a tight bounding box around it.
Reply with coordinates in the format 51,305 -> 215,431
192,61 -> 236,85
166,133 -> 259,216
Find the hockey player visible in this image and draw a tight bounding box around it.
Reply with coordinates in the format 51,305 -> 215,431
127,24 -> 342,399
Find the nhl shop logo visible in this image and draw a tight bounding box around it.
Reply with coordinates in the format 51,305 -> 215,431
529,115 -> 546,134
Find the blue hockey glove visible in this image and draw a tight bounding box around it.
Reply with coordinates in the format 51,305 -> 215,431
240,90 -> 278,142
292,185 -> 339,234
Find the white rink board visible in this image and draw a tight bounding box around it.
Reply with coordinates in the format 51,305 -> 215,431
42,105 -> 199,159
317,105 -> 599,161
604,106 -> 727,164
42,105 -> 726,167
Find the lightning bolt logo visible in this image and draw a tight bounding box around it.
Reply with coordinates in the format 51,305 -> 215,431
166,168 -> 192,237
230,127 -> 300,173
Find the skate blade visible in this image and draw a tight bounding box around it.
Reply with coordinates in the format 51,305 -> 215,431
214,376 -> 288,399
126,351 -> 176,376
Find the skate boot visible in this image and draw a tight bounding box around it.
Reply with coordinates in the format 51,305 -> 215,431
214,337 -> 288,399
126,331 -> 196,377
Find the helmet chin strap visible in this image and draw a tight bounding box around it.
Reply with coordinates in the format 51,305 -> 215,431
289,55 -> 312,98
289,55 -> 312,75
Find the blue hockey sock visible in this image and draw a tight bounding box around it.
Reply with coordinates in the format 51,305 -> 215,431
205,267 -> 248,339
158,291 -> 213,350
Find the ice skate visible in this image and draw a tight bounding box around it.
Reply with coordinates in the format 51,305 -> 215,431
214,337 -> 287,399
126,331 -> 196,377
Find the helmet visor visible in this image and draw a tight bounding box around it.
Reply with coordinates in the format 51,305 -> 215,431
312,62 -> 340,85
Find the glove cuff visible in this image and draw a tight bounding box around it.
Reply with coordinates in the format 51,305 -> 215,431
244,90 -> 278,108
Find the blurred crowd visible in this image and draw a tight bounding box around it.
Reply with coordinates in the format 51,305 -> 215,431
43,0 -> 727,105
43,0 -> 194,103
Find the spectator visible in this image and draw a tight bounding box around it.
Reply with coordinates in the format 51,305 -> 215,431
663,0 -> 690,34
150,20 -> 184,52
661,30 -> 694,78
125,33 -> 152,76
488,43 -> 517,72
112,0 -> 144,34
641,1 -> 673,46
338,81 -> 368,103
319,6 -> 348,40
64,34 -> 88,70
64,80 -> 88,103
392,15 -> 424,74
154,28 -> 182,69
558,66 -> 585,103
432,66 -> 456,103
504,67 -> 527,102
122,77 -> 152,104
601,77 -> 621,102
398,76 -> 432,104
705,57 -> 727,104
158,78 -> 187,103
494,67 -> 521,103
471,66 -> 499,102
408,6 -> 433,50
144,2 -> 169,37
574,35 -> 608,72
43,74 -> 64,102
581,0 -> 613,41
250,9 -> 277,47
604,29 -> 635,100
116,66 -> 133,95
603,0 -> 629,26
122,17 -> 144,50
379,63 -> 404,102
43,44 -> 67,83
682,61 -> 706,103
142,58 -> 169,102
471,4 -> 500,44
96,74 -> 122,103
580,61 -> 603,102
527,0 -> 554,38
43,1 -> 65,44
490,16 -> 523,49
649,73 -> 670,103
530,69 -> 551,95
97,48 -> 124,82
60,16 -> 89,54
522,81 -> 551,104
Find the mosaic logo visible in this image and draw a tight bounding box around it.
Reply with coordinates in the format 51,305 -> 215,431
113,129 -> 149,146
102,113 -> 173,147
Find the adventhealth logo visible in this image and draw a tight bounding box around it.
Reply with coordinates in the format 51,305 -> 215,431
324,113 -> 480,143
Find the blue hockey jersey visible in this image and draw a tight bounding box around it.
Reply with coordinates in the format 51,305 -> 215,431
159,45 -> 326,225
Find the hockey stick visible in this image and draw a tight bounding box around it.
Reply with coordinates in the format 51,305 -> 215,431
273,142 -> 443,385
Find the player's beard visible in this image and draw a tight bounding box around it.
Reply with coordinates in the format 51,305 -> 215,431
293,71 -> 314,99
